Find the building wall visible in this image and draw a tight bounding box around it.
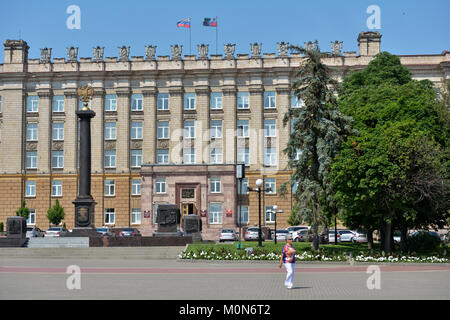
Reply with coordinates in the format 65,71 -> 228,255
0,33 -> 449,235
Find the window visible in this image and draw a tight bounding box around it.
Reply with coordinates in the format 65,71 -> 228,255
210,177 -> 221,193
26,151 -> 37,169
25,180 -> 36,197
264,148 -> 277,166
52,180 -> 62,197
237,120 -> 249,138
52,123 -> 64,141
238,92 -> 249,109
210,148 -> 223,164
291,95 -> 303,108
157,121 -> 169,139
264,91 -> 276,109
155,178 -> 166,194
157,93 -> 169,110
104,122 -> 116,140
53,96 -> 65,112
131,121 -> 143,140
52,151 -> 64,169
104,208 -> 115,225
237,148 -> 249,166
184,121 -> 195,139
210,92 -> 223,110
131,150 -> 142,168
27,209 -> 36,225
265,206 -> 276,223
238,178 -> 248,194
26,123 -> 38,141
27,96 -> 39,113
157,149 -> 169,164
209,203 -> 223,224
183,148 -> 195,164
131,208 -> 141,225
210,120 -> 222,139
238,206 -> 249,224
131,94 -> 143,111
184,93 -> 196,110
131,179 -> 141,196
264,119 -> 276,137
105,94 -> 117,111
265,178 -> 276,194
104,180 -> 115,196
104,150 -> 116,168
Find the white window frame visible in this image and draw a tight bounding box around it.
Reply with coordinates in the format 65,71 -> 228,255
264,119 -> 277,137
157,93 -> 169,110
264,91 -> 276,109
183,148 -> 195,164
131,121 -> 143,140
104,208 -> 115,225
238,178 -> 249,194
26,123 -> 38,141
210,148 -> 223,164
27,97 -> 39,113
53,96 -> 65,113
291,95 -> 303,108
184,93 -> 196,110
184,121 -> 195,139
104,180 -> 115,196
157,149 -> 169,164
238,92 -> 250,109
131,179 -> 141,196
131,149 -> 142,168
131,208 -> 141,225
237,120 -> 249,138
210,92 -> 223,110
104,150 -> 116,168
264,147 -> 277,166
209,203 -> 223,224
265,178 -> 276,194
52,151 -> 64,169
52,123 -> 64,141
237,148 -> 249,166
265,206 -> 276,223
238,206 -> 249,224
104,122 -> 116,140
155,178 -> 166,194
25,180 -> 36,197
210,120 -> 222,139
105,95 -> 117,111
131,94 -> 143,111
157,121 -> 169,139
26,151 -> 37,169
210,177 -> 221,193
27,209 -> 36,225
52,180 -> 63,197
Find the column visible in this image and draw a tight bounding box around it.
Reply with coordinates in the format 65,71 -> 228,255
63,89 -> 78,174
169,86 -> 183,164
116,87 -> 131,172
249,86 -> 264,171
37,89 -> 52,174
222,85 -> 237,164
195,86 -> 210,164
91,88 -> 105,173
143,87 -> 157,164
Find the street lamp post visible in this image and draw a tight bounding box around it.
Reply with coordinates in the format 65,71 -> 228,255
273,205 -> 278,244
248,179 -> 271,247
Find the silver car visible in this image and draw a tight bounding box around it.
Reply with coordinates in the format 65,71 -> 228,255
274,230 -> 290,242
353,230 -> 368,243
44,227 -> 67,237
338,230 -> 356,242
219,229 -> 238,242
26,227 -> 44,238
244,227 -> 265,241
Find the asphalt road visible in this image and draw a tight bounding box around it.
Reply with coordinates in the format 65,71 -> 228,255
1,255 -> 450,300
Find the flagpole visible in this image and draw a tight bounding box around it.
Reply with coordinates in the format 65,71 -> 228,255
216,16 -> 218,55
189,17 -> 192,55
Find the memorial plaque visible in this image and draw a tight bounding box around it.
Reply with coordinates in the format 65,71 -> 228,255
156,204 -> 180,233
182,189 -> 195,199
183,215 -> 202,241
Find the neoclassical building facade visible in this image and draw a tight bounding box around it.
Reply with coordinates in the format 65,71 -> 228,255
0,32 -> 448,239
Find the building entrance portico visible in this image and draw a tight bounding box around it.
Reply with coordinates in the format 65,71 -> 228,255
140,164 -> 237,239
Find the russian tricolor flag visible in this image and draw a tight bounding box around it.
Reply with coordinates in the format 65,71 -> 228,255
177,18 -> 191,28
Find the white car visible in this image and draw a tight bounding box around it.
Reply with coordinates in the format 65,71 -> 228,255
219,229 -> 238,242
352,231 -> 368,243
26,227 -> 44,238
274,230 -> 290,242
338,230 -> 356,242
328,230 -> 341,243
45,227 -> 67,237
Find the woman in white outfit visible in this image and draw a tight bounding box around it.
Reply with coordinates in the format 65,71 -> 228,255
278,235 -> 296,289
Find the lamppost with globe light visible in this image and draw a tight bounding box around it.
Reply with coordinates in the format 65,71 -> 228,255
247,179 -> 271,247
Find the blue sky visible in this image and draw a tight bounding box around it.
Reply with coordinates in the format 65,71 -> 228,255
0,0 -> 449,62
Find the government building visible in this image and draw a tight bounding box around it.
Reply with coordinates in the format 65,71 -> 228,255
0,32 -> 448,239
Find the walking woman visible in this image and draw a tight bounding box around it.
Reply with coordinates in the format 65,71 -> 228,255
279,235 -> 296,289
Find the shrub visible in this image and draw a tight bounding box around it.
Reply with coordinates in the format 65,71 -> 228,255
407,231 -> 441,253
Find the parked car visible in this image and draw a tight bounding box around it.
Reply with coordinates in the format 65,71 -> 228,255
219,229 -> 238,242
393,230 -> 402,244
274,230 -> 290,242
287,226 -> 310,235
306,230 -> 328,244
352,230 -> 368,243
119,228 -> 141,237
328,230 -> 341,243
244,227 -> 265,241
293,229 -> 309,242
26,227 -> 44,238
44,227 -> 67,237
96,227 -> 114,237
338,230 -> 355,242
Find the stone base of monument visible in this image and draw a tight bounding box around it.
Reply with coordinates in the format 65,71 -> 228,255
152,232 -> 182,237
183,232 -> 202,242
0,217 -> 28,247
64,227 -> 99,238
